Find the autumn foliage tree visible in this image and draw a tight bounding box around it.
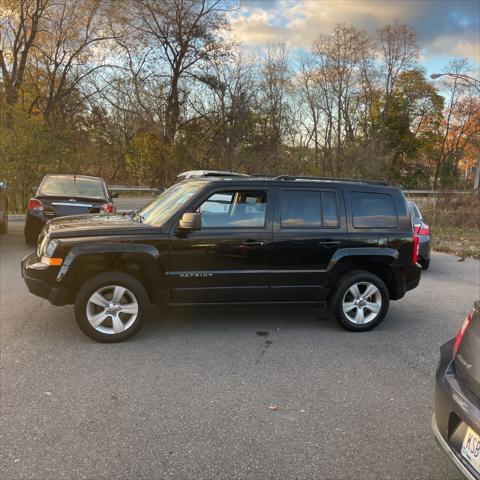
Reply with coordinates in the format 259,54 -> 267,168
0,0 -> 479,211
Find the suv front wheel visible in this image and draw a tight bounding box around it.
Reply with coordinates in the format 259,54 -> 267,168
329,270 -> 390,331
74,272 -> 149,342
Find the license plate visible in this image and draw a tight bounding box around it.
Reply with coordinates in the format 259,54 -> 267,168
461,426 -> 480,474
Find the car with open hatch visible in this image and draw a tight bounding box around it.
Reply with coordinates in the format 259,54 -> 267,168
24,174 -> 117,245
21,175 -> 422,342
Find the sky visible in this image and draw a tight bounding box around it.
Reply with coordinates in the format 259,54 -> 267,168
227,0 -> 480,77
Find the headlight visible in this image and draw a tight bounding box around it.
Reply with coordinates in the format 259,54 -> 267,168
44,239 -> 59,258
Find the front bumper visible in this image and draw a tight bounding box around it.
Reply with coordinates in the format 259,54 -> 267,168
21,254 -> 68,306
433,339 -> 480,480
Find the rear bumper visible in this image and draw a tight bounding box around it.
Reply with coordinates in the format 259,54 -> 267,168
418,236 -> 431,261
390,263 -> 422,300
21,254 -> 68,306
433,339 -> 480,480
432,414 -> 477,480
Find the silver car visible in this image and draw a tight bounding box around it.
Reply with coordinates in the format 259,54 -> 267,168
408,201 -> 431,270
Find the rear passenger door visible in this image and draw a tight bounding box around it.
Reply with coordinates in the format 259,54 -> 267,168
270,187 -> 347,302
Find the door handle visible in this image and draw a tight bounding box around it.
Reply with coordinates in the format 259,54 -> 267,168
319,241 -> 340,245
241,240 -> 265,247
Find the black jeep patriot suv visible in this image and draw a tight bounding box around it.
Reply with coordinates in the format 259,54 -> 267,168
22,176 -> 421,342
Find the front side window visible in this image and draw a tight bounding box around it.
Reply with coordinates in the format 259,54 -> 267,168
280,190 -> 339,228
198,190 -> 267,228
350,192 -> 398,228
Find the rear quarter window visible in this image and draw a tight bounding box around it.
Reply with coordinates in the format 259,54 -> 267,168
350,192 -> 398,228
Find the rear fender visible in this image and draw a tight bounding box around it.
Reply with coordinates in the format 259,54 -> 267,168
326,247 -> 399,294
327,247 -> 399,271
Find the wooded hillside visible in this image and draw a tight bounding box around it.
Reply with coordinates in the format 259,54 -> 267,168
1,0 -> 479,210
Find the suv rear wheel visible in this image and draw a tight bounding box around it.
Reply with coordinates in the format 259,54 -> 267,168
74,272 -> 149,342
329,270 -> 390,331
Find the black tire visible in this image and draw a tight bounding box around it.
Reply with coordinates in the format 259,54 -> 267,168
0,212 -> 7,234
420,258 -> 430,270
74,271 -> 150,342
24,225 -> 37,245
329,270 -> 390,332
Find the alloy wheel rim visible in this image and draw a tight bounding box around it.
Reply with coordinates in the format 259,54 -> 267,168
86,285 -> 139,334
342,281 -> 382,324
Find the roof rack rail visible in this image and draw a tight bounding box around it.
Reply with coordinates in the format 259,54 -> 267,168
273,175 -> 390,186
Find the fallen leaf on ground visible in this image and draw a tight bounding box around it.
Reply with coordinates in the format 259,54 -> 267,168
267,404 -> 278,411
43,391 -> 52,396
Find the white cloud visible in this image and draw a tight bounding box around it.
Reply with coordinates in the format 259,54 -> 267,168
228,0 -> 480,62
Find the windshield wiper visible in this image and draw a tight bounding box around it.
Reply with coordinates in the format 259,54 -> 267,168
133,212 -> 144,223
125,209 -> 144,223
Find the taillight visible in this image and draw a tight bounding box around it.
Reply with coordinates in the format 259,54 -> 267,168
27,198 -> 43,211
412,232 -> 419,264
453,310 -> 474,356
100,203 -> 115,214
417,224 -> 430,235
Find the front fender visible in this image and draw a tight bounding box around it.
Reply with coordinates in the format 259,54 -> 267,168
56,243 -> 166,303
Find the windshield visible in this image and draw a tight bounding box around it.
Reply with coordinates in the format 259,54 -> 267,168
39,176 -> 105,198
138,181 -> 206,226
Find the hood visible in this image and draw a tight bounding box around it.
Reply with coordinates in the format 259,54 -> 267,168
43,214 -> 158,238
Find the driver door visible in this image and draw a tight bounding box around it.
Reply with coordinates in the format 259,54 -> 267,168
168,187 -> 273,303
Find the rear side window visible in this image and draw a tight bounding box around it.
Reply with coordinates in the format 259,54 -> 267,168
280,190 -> 339,228
350,192 -> 397,228
408,202 -> 422,220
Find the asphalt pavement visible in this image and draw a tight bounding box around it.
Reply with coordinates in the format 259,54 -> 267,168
1,220 -> 478,479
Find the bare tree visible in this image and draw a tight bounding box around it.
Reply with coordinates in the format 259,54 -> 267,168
192,53 -> 256,171
377,21 -> 419,126
432,59 -> 480,188
130,0 -> 231,147
312,24 -> 371,175
257,43 -> 292,174
0,0 -> 50,109
29,0 -> 117,127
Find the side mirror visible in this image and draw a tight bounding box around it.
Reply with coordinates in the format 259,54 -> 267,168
110,191 -> 119,199
179,212 -> 201,231
155,187 -> 164,195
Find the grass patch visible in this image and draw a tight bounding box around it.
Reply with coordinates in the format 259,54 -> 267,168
432,226 -> 480,259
